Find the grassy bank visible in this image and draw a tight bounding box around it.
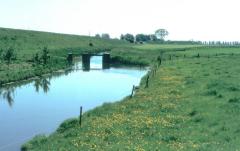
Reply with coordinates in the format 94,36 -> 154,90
110,44 -> 203,65
0,27 -> 129,85
22,47 -> 240,150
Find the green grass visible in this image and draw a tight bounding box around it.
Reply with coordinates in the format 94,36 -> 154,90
132,44 -> 202,51
22,47 -> 240,151
0,27 -> 129,58
166,47 -> 240,57
0,27 -> 130,85
110,44 -> 240,66
110,45 -> 194,66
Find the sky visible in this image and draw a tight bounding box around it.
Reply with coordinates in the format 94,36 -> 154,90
0,0 -> 240,41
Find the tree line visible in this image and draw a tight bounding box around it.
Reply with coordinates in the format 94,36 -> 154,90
120,29 -> 169,43
94,29 -> 169,43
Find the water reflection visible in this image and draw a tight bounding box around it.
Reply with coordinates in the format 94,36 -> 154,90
34,78 -> 51,93
0,86 -> 15,107
0,77 -> 51,107
0,57 -> 146,109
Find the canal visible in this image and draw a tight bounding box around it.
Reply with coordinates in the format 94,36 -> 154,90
0,56 -> 147,151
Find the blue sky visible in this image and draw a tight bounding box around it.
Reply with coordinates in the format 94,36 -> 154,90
0,0 -> 240,41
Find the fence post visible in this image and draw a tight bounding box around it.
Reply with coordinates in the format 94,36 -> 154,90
157,56 -> 162,66
131,85 -> 135,98
79,106 -> 83,126
145,75 -> 149,88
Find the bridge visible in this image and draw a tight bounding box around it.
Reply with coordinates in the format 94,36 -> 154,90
67,52 -> 111,71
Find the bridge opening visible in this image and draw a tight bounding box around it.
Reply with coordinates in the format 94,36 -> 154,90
82,53 -> 110,71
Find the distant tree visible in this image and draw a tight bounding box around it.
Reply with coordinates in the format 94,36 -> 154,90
3,47 -> 16,66
122,34 -> 135,43
95,34 -> 101,38
135,34 -> 142,42
150,34 -> 158,41
120,34 -> 124,40
41,47 -> 50,65
136,34 -> 150,42
155,29 -> 169,40
101,33 -> 110,39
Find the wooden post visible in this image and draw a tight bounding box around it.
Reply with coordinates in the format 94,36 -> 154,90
145,75 -> 149,88
154,66 -> 157,76
79,106 -> 83,126
131,85 -> 135,98
157,56 -> 162,66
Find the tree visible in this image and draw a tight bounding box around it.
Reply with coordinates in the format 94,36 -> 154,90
150,34 -> 157,41
121,34 -> 135,43
155,29 -> 169,40
120,34 -> 124,40
33,52 -> 41,65
136,34 -> 150,42
41,47 -> 50,65
95,34 -> 101,38
3,47 -> 15,66
101,33 -> 110,39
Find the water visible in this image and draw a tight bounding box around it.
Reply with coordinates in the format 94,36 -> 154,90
0,56 -> 147,151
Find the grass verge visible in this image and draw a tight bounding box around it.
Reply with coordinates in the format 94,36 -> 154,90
22,48 -> 240,151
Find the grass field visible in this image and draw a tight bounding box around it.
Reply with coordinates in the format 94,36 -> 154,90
110,44 -> 204,66
22,46 -> 240,150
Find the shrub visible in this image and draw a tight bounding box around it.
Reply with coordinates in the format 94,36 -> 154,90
228,98 -> 239,103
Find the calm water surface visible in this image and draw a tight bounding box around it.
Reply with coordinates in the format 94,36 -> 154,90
0,56 -> 147,151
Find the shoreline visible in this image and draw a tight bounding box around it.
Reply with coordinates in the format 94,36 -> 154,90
0,58 -> 149,88
0,68 -> 70,87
